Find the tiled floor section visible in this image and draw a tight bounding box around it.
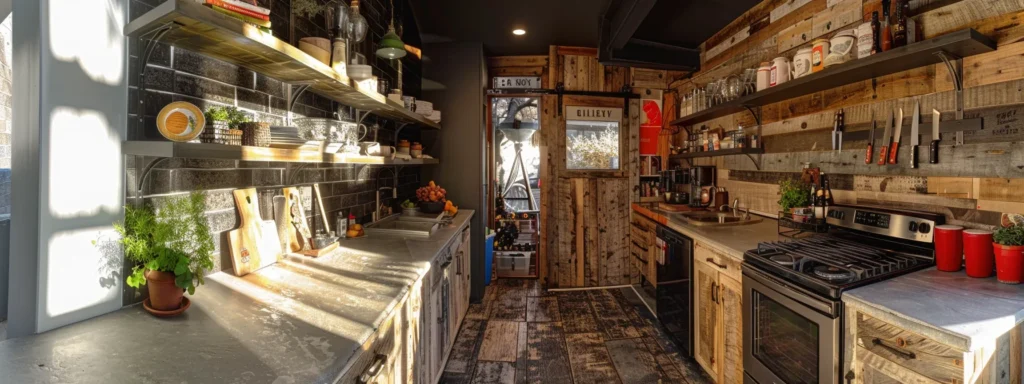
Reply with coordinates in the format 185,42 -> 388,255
441,279 -> 713,384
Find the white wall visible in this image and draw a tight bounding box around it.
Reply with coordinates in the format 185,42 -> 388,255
7,0 -> 127,337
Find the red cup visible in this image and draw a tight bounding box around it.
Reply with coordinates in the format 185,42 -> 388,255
934,225 -> 964,272
994,243 -> 1024,284
963,229 -> 994,278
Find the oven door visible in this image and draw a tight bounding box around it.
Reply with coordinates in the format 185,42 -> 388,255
743,267 -> 840,384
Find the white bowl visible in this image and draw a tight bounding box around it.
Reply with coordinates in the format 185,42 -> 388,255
348,64 -> 373,81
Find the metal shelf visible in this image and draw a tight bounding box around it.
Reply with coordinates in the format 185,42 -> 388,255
125,0 -> 441,130
670,147 -> 764,160
123,141 -> 441,165
670,29 -> 996,127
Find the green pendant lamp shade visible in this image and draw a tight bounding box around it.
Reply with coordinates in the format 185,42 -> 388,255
376,24 -> 407,59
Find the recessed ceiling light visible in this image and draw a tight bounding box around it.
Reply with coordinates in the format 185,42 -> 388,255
512,29 -> 526,36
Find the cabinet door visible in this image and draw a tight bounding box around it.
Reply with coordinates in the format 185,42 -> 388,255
429,285 -> 444,382
718,274 -> 743,384
693,259 -> 721,377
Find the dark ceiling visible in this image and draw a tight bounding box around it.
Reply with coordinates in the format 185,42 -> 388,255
410,0 -> 759,66
409,0 -> 610,56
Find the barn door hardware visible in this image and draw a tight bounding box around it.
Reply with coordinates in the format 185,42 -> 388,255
554,82 -> 641,116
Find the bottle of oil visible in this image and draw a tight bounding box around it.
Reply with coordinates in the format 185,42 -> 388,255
880,0 -> 893,51
892,0 -> 909,48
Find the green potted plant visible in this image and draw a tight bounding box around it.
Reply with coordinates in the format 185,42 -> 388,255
993,224 -> 1024,284
204,106 -> 249,130
115,191 -> 215,315
778,178 -> 810,219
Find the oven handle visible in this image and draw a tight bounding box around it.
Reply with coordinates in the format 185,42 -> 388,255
872,338 -> 917,360
743,266 -> 836,316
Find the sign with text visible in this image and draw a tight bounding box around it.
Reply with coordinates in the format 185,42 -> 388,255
493,76 -> 542,89
566,106 -> 623,122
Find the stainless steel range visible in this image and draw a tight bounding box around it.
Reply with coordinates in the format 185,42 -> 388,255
742,204 -> 943,384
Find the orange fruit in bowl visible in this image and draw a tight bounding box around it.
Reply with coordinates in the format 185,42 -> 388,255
352,224 -> 363,231
347,229 -> 361,238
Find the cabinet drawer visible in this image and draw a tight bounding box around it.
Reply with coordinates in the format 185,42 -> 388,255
694,242 -> 742,282
338,308 -> 400,383
855,313 -> 964,384
631,213 -> 656,231
630,226 -> 652,248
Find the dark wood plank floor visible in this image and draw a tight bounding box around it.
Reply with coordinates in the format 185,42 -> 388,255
441,279 -> 713,384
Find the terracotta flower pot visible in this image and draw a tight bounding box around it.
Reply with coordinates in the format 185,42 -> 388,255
145,270 -> 185,310
992,243 -> 1024,284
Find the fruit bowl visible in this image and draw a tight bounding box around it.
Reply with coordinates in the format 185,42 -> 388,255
420,200 -> 446,214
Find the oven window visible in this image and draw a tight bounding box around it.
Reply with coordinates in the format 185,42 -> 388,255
753,291 -> 819,383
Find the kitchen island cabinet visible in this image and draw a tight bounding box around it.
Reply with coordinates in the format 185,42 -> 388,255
0,212 -> 475,384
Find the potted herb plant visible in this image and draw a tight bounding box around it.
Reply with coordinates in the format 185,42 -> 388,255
778,178 -> 810,219
204,106 -> 249,130
115,191 -> 215,315
993,224 -> 1024,284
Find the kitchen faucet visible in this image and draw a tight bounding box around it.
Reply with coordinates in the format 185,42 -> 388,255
720,198 -> 751,220
374,167 -> 398,222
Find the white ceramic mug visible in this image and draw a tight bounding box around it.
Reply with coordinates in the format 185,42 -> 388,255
372,146 -> 396,157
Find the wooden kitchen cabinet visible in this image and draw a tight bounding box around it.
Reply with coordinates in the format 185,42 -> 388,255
693,241 -> 744,384
630,212 -> 657,285
845,307 -> 1023,384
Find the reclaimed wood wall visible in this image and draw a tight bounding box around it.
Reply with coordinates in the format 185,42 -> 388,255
667,0 -> 1024,229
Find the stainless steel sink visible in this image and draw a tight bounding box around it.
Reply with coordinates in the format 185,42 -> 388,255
364,214 -> 441,237
674,211 -> 763,227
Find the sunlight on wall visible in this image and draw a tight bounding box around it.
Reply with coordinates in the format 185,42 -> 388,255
45,226 -> 121,318
48,107 -> 122,218
48,0 -> 124,85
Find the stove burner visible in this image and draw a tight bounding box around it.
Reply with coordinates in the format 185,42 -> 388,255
770,254 -> 796,266
813,265 -> 855,281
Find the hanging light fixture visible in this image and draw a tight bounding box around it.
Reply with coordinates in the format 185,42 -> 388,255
348,0 -> 368,43
376,0 -> 407,59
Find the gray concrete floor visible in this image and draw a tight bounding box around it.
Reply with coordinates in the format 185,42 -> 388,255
0,319 -> 7,341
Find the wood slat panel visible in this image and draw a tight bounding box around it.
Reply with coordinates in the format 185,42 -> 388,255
606,338 -> 661,384
527,297 -> 561,322
557,291 -> 600,334
526,322 -> 574,383
478,321 -> 521,363
588,289 -> 642,340
564,332 -> 622,384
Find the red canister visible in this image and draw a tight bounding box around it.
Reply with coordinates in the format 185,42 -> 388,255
934,225 -> 964,272
963,229 -> 994,278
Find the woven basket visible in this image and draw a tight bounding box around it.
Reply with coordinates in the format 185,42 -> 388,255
240,122 -> 271,147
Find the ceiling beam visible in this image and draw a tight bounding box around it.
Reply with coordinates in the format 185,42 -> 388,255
606,0 -> 656,50
600,37 -> 700,72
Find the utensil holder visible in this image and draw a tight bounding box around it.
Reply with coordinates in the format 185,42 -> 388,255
240,122 -> 271,147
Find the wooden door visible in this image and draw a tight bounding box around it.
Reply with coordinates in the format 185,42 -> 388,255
694,259 -> 721,377
540,95 -> 639,288
719,274 -> 744,384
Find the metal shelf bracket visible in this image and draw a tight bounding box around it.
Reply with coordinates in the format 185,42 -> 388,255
134,22 -> 176,140
935,51 -> 966,145
133,156 -> 170,205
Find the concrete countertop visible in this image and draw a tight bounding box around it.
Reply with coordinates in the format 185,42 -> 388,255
631,203 -> 784,259
0,210 -> 474,384
844,267 -> 1024,352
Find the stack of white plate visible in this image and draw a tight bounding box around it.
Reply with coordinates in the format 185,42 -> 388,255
415,100 -> 433,116
427,110 -> 441,123
270,126 -> 321,151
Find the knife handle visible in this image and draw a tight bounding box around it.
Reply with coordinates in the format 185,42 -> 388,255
888,142 -> 900,164
865,144 -> 873,164
910,145 -> 918,169
878,145 -> 888,165
929,140 -> 939,164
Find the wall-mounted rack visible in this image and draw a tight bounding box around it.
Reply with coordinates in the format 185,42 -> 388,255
125,0 -> 441,138
669,29 -> 995,127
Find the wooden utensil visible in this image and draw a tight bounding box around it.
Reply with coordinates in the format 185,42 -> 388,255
282,187 -> 312,252
228,188 -> 276,276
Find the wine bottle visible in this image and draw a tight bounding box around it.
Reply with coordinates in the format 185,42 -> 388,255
892,0 -> 908,48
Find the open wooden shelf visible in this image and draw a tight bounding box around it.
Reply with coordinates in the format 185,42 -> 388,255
670,147 -> 764,160
125,0 -> 441,130
123,141 -> 440,165
670,29 -> 996,127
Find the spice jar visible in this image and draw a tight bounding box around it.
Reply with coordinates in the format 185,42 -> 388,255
770,57 -> 791,87
811,38 -> 830,72
792,48 -> 812,79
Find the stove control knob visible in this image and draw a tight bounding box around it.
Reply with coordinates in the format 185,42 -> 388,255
908,221 -> 919,232
918,223 -> 931,234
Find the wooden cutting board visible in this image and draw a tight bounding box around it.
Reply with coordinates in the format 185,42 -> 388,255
228,188 -> 277,276
658,203 -> 706,212
282,187 -> 312,252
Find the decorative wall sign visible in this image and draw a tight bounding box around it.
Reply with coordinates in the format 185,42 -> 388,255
565,106 -> 622,122
640,90 -> 663,155
493,76 -> 542,90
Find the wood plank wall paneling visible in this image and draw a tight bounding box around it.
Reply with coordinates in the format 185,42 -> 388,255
668,0 -> 1024,229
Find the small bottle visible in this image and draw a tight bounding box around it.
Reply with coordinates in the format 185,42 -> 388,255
737,125 -> 746,149
880,0 -> 893,51
337,213 -> 348,238
892,0 -> 908,48
871,12 -> 882,54
348,213 -> 357,228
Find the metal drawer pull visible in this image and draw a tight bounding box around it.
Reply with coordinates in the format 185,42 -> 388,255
871,338 -> 917,359
711,282 -> 719,304
358,354 -> 387,383
706,258 -> 727,270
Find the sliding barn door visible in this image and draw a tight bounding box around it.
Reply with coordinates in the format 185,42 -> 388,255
540,95 -> 639,288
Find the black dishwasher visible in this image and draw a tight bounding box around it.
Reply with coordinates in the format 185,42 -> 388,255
656,225 -> 693,357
